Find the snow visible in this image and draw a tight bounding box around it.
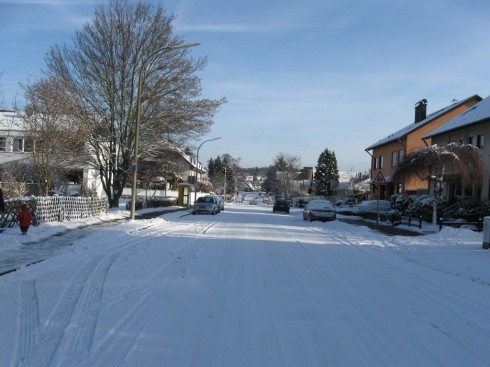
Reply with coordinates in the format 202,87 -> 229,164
1,201 -> 490,366
364,94 -> 480,151
425,94 -> 490,138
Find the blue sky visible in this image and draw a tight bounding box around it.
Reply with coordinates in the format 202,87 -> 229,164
1,0 -> 490,171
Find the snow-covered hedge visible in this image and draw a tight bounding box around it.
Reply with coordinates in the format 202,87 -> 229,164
390,194 -> 445,222
390,195 -> 490,223
34,196 -> 108,223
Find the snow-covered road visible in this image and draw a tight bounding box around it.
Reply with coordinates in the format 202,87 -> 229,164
1,204 -> 490,366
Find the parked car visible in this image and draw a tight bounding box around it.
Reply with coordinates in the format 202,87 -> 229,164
303,199 -> 336,222
354,200 -> 392,214
192,195 -> 219,215
48,190 -> 80,197
273,199 -> 290,213
213,195 -> 225,211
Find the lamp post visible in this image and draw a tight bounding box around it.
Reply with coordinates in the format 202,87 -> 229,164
194,137 -> 221,203
224,165 -> 227,197
130,42 -> 200,220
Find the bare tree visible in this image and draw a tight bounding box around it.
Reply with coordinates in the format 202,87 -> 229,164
44,0 -> 225,207
0,162 -> 34,198
22,76 -> 90,196
273,153 -> 302,198
394,143 -> 483,187
0,70 -> 4,109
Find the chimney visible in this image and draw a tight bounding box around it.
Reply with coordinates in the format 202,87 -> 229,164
302,167 -> 314,180
414,99 -> 427,123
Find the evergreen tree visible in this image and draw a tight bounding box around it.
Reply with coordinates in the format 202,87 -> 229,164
222,155 -> 236,195
207,154 -> 237,195
207,157 -> 215,181
314,148 -> 339,197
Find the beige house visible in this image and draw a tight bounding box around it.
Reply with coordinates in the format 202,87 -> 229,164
365,95 -> 482,200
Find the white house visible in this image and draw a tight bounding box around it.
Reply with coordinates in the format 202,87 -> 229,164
0,110 -> 209,197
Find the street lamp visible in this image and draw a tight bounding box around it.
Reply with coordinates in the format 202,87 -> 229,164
194,137 -> 221,203
130,42 -> 200,220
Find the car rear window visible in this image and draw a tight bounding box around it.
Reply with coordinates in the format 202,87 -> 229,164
307,201 -> 333,209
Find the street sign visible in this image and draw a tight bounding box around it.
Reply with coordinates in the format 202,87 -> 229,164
373,172 -> 387,185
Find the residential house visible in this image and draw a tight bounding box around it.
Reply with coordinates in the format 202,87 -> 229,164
0,110 -> 32,164
164,148 -> 209,187
0,110 -> 103,196
423,95 -> 490,202
364,95 -> 482,200
0,110 -> 207,196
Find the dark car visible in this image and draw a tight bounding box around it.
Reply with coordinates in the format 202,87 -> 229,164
273,199 -> 290,214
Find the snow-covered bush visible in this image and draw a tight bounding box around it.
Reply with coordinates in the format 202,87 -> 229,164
447,199 -> 490,222
391,194 -> 414,212
390,194 -> 445,222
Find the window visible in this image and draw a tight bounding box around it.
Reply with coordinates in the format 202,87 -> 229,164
24,138 -> 34,152
391,151 -> 398,167
11,137 -> 34,152
469,136 -> 475,146
399,149 -> 405,163
13,138 -> 23,151
373,155 -> 384,169
477,134 -> 484,148
0,137 -> 5,152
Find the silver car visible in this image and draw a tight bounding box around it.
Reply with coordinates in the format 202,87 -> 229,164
303,199 -> 336,222
212,194 -> 225,212
193,195 -> 219,215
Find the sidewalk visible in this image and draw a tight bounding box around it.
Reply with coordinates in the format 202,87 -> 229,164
0,206 -> 189,276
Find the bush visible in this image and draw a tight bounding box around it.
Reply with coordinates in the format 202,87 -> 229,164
447,199 -> 490,222
389,194 -> 446,223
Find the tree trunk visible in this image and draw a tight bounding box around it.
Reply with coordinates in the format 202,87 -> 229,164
108,196 -> 119,208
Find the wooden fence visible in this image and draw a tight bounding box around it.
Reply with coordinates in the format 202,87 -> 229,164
0,196 -> 108,228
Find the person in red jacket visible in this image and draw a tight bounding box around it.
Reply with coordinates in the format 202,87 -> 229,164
17,203 -> 32,235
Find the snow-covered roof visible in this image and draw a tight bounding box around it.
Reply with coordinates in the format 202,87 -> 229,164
365,95 -> 481,151
0,110 -> 24,131
423,95 -> 490,139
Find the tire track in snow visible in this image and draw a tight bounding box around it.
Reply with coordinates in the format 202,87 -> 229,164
12,279 -> 40,367
12,223 -> 202,367
53,253 -> 119,366
83,221 -> 219,363
81,294 -> 158,367
20,256 -> 102,367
